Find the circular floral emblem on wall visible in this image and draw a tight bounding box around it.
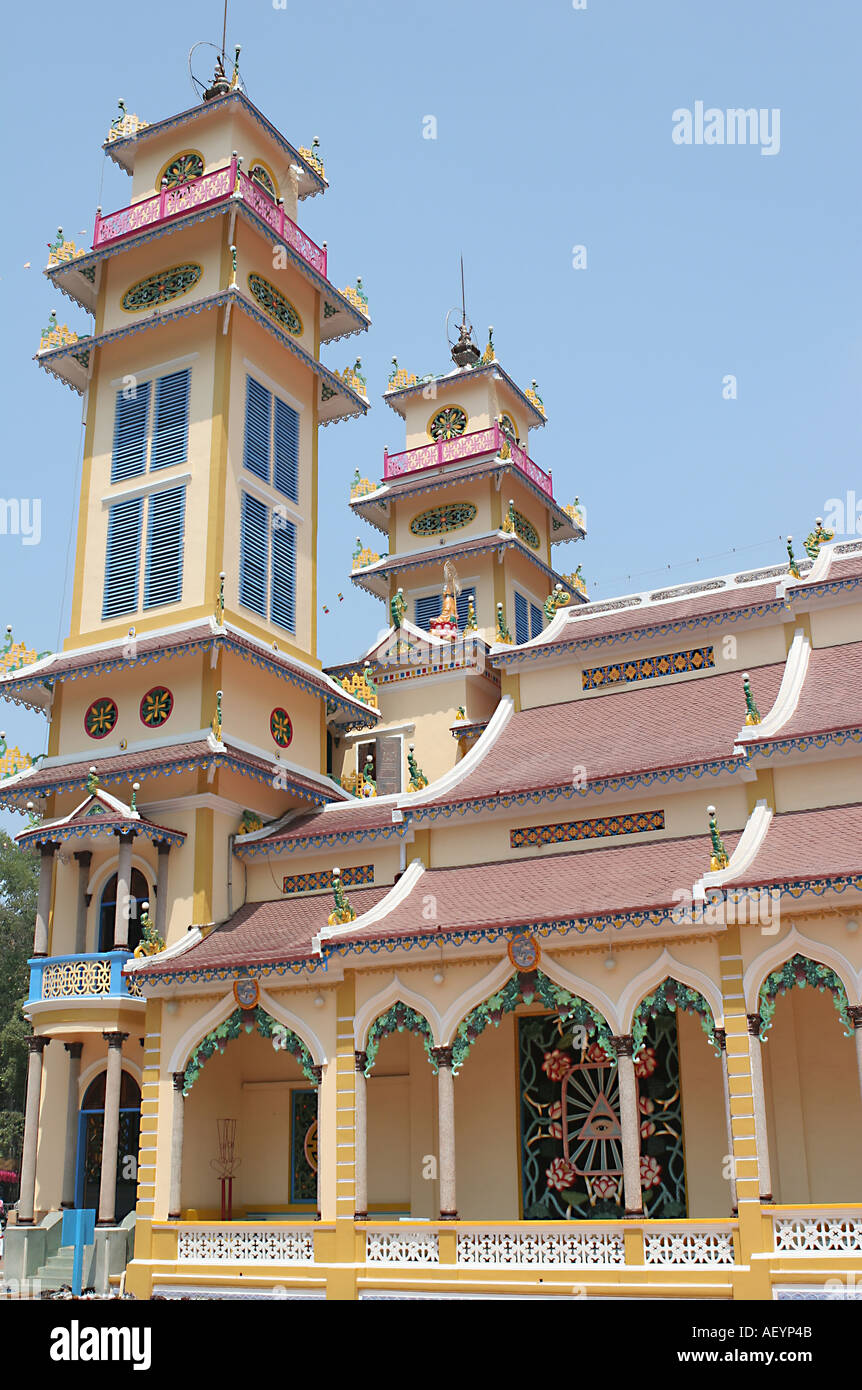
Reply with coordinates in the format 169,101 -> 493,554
428,405 -> 468,441
121,263 -> 203,312
249,163 -> 277,198
139,686 -> 174,729
160,152 -> 204,188
270,708 -> 294,748
85,697 -> 118,740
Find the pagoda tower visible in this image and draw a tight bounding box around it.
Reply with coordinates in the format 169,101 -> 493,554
1,53 -> 378,1271
330,317 -> 587,791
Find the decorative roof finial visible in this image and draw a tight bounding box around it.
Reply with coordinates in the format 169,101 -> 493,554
544,581 -> 571,622
87,766 -> 99,794
212,689 -> 223,742
451,256 -> 480,368
464,595 -> 477,632
406,743 -> 429,793
786,535 -> 801,580
501,498 -> 516,535
133,899 -> 166,958
742,672 -> 762,726
496,601 -> 513,645
229,244 -> 237,284
130,780 -> 140,814
707,805 -> 729,871
480,325 -> 495,365
359,754 -> 377,798
803,516 -> 834,560
328,867 -> 357,926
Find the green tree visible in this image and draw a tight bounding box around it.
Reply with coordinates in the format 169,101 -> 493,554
0,831 -> 37,1169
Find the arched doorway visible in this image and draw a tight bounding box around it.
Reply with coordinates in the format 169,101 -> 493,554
75,1071 -> 141,1218
98,868 -> 148,952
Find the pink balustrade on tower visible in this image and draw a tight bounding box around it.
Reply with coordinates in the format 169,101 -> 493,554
383,423 -> 553,498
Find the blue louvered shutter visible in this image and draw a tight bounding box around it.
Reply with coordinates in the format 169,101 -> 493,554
102,496 -> 143,618
514,591 -> 529,644
271,514 -> 296,632
111,382 -> 151,482
415,593 -> 442,631
530,602 -> 544,639
244,377 -> 272,482
239,493 -> 268,617
150,369 -> 190,471
144,485 -> 186,609
456,586 -> 475,628
273,397 -> 299,502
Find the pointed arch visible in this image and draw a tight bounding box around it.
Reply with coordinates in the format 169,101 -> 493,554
182,1006 -> 317,1092
167,989 -> 324,1078
449,969 -> 616,1074
354,974 -> 443,1053
743,926 -> 860,1013
618,949 -> 724,1035
756,954 -> 855,1041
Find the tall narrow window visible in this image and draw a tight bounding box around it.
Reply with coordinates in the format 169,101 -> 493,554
271,515 -> 296,632
244,375 -> 300,502
144,485 -> 186,609
150,370 -> 190,471
239,493 -> 297,633
111,384 -> 151,482
102,497 -> 143,619
515,591 -> 545,644
239,493 -> 268,618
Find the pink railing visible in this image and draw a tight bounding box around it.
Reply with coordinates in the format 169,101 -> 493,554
383,422 -> 553,498
93,161 -> 327,279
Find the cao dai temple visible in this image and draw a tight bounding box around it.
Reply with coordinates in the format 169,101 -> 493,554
3,55 -> 862,1302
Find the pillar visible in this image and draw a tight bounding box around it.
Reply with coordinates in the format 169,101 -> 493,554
17,1036 -> 50,1224
849,1007 -> 862,1105
353,1053 -> 367,1220
431,1046 -> 457,1219
32,843 -> 57,957
113,832 -> 135,951
154,840 -> 171,944
311,1064 -> 324,1220
746,1014 -> 773,1202
714,1029 -> 737,1212
168,1073 -> 185,1220
98,1031 -> 128,1226
72,852 -> 92,954
612,1035 -> 644,1216
61,1042 -> 83,1208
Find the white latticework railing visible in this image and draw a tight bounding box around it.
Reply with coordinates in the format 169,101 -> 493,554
176,1226 -> 314,1265
456,1227 -> 625,1267
643,1228 -> 736,1266
365,1228 -> 440,1265
773,1214 -> 862,1255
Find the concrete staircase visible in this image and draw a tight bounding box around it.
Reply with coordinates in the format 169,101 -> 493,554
35,1244 -> 95,1291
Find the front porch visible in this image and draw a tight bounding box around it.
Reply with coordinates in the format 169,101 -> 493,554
130,1206 -> 862,1299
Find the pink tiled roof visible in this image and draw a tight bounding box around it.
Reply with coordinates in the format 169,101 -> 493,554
238,800 -> 401,851
753,642 -> 862,742
137,885 -> 389,976
417,660 -> 787,810
731,804 -> 862,887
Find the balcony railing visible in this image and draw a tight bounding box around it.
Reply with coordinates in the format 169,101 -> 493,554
93,161 -> 327,279
383,423 -> 553,499
28,951 -> 143,1005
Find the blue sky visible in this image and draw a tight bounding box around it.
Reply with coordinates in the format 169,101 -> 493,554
1,0 -> 860,786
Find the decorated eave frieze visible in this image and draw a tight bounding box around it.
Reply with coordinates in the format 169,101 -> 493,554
17,815 -> 186,851
350,533 -> 572,603
382,361 -> 548,431
102,89 -> 327,200
45,198 -> 368,344
235,819 -> 411,859
34,289 -> 369,421
0,622 -> 379,729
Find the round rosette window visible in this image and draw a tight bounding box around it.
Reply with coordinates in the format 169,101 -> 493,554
270,708 -> 293,748
85,697 -> 118,740
139,686 -> 174,729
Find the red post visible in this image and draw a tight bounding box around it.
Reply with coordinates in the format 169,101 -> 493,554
220,1177 -> 226,1222
227,1176 -> 233,1222
229,154 -> 238,191
158,178 -> 168,220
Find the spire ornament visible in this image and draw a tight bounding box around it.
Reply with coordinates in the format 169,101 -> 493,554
86,766 -> 99,794
803,517 -> 834,560
742,672 -> 762,726
496,601 -> 513,645
328,867 -> 357,926
707,805 -> 729,872
786,536 -> 801,580
406,744 -> 429,793
480,326 -> 495,365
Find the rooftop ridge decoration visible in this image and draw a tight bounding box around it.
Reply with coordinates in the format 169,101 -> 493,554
786,536 -> 801,580
350,469 -> 376,501
387,358 -> 418,391
803,517 -> 835,560
327,867 -> 357,926
544,583 -> 572,621
38,313 -> 78,354
406,744 -> 428,793
332,663 -> 378,709
525,379 -> 545,415
341,278 -> 369,317
298,137 -> 325,179
336,358 -> 367,397
563,499 -> 586,530
563,566 -> 588,599
46,229 -> 87,269
479,326 -> 495,365
742,672 -> 762,726
0,734 -> 40,782
352,538 -> 382,570
707,805 -> 728,871
133,901 -> 165,958
105,99 -> 149,144
2,626 -> 50,675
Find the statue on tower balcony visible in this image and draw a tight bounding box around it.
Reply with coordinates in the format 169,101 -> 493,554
429,561 -> 461,641
204,53 -> 232,102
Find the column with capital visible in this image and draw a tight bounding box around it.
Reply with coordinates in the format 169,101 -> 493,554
98,1031 -> 128,1225
612,1035 -> 644,1217
713,1029 -> 737,1212
311,1064 -> 325,1220
73,851 -> 92,954
168,1073 -> 185,1219
61,1042 -> 84,1208
33,843 -> 58,957
430,1046 -> 457,1219
746,1014 -> 773,1202
154,841 -> 171,946
113,831 -> 136,951
17,1037 -> 50,1224
849,1008 -> 862,1105
352,1054 -> 367,1220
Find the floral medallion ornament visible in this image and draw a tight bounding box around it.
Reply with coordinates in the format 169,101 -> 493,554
410,502 -> 477,537
85,697 -> 118,740
160,152 -> 204,187
249,164 -> 276,197
270,708 -> 293,748
247,273 -> 303,336
233,977 -> 260,1010
507,932 -> 540,972
121,263 -> 203,312
428,405 -> 468,441
139,686 -> 174,728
